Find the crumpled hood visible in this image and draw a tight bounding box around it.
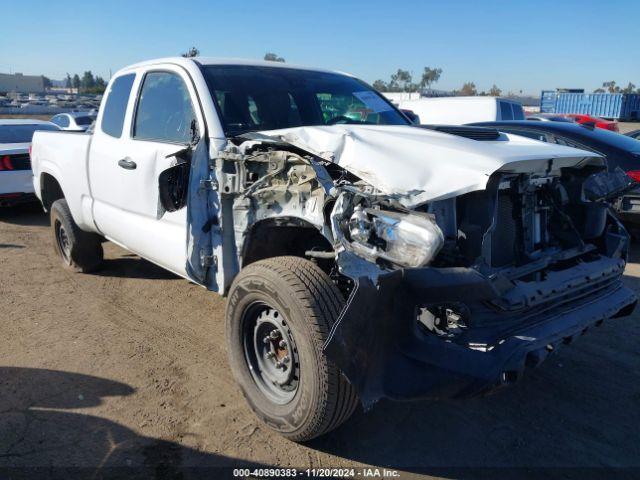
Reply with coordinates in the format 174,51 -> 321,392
261,125 -> 603,206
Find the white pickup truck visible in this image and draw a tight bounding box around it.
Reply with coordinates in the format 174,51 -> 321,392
31,57 -> 636,441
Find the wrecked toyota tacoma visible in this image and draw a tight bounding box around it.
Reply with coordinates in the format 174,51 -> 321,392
30,58 -> 637,441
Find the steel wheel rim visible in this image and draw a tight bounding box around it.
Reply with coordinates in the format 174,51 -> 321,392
54,219 -> 71,263
242,302 -> 300,404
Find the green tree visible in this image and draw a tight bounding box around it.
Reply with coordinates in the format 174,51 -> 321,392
81,76 -> 108,94
622,82 -> 636,94
41,76 -> 52,89
72,74 -> 81,90
389,69 -> 413,92
459,82 -> 477,96
594,88 -> 605,93
264,52 -> 285,62
419,67 -> 442,90
489,84 -> 502,96
65,73 -> 72,89
81,71 -> 96,92
602,81 -> 620,93
181,46 -> 200,58
372,80 -> 388,92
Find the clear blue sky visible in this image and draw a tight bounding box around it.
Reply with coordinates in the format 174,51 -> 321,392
1,0 -> 637,95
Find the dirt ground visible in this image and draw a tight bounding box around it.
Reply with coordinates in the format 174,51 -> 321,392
2,204 -> 640,479
1,120 -> 640,479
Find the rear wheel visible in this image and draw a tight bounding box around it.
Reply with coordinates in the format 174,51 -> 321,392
50,199 -> 103,273
226,256 -> 358,441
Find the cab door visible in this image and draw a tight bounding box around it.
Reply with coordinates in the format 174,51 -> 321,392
89,65 -> 207,278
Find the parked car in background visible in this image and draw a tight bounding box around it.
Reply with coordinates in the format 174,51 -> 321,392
625,129 -> 640,140
50,112 -> 96,132
470,120 -> 640,234
0,119 -> 59,206
526,113 -> 574,123
398,96 -> 525,125
526,113 -> 618,131
562,113 -> 619,132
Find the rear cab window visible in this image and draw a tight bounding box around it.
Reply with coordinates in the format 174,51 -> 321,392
101,73 -> 136,138
511,103 -> 525,120
498,101 -> 524,121
499,101 -> 513,120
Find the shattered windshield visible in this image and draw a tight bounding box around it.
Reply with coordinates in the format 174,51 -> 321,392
202,65 -> 409,136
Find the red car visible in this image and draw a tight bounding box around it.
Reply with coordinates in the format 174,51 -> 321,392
561,113 -> 619,132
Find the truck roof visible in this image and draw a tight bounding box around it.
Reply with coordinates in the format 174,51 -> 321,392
118,56 -> 351,77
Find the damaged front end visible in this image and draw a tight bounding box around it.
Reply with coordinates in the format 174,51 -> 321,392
324,163 -> 637,407
191,127 -> 637,408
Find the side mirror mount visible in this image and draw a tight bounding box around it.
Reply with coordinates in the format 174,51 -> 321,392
159,161 -> 190,213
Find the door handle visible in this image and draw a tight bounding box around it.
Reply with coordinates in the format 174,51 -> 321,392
118,158 -> 137,170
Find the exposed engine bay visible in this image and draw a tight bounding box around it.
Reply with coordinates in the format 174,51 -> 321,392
212,133 -> 627,288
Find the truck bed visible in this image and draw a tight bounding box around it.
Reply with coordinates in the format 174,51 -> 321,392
31,130 -> 93,229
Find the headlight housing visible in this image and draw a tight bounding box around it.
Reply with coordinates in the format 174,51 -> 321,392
345,206 -> 444,268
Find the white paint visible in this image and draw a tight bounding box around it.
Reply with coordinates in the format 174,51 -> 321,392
398,96 -> 524,125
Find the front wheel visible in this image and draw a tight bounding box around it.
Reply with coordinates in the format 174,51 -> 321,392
225,256 -> 358,441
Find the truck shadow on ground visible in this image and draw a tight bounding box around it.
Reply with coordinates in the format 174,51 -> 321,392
0,203 -> 49,227
310,289 -> 640,477
95,256 -> 180,280
0,367 -> 269,478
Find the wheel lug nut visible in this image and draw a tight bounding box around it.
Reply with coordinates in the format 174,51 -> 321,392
275,361 -> 283,368
282,356 -> 290,364
270,331 -> 280,340
266,351 -> 275,359
278,340 -> 286,348
263,336 -> 270,344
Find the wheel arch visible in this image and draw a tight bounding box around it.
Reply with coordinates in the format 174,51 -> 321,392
40,172 -> 65,212
240,217 -> 335,270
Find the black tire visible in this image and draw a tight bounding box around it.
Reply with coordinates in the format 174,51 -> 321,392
50,198 -> 103,273
226,256 -> 358,441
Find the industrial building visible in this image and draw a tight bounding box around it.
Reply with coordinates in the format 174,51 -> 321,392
0,72 -> 45,94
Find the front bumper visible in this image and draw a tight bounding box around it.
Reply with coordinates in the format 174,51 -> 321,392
325,255 -> 637,408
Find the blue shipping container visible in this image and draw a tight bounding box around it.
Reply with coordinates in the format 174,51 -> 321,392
540,91 -> 558,114
539,91 -> 640,121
